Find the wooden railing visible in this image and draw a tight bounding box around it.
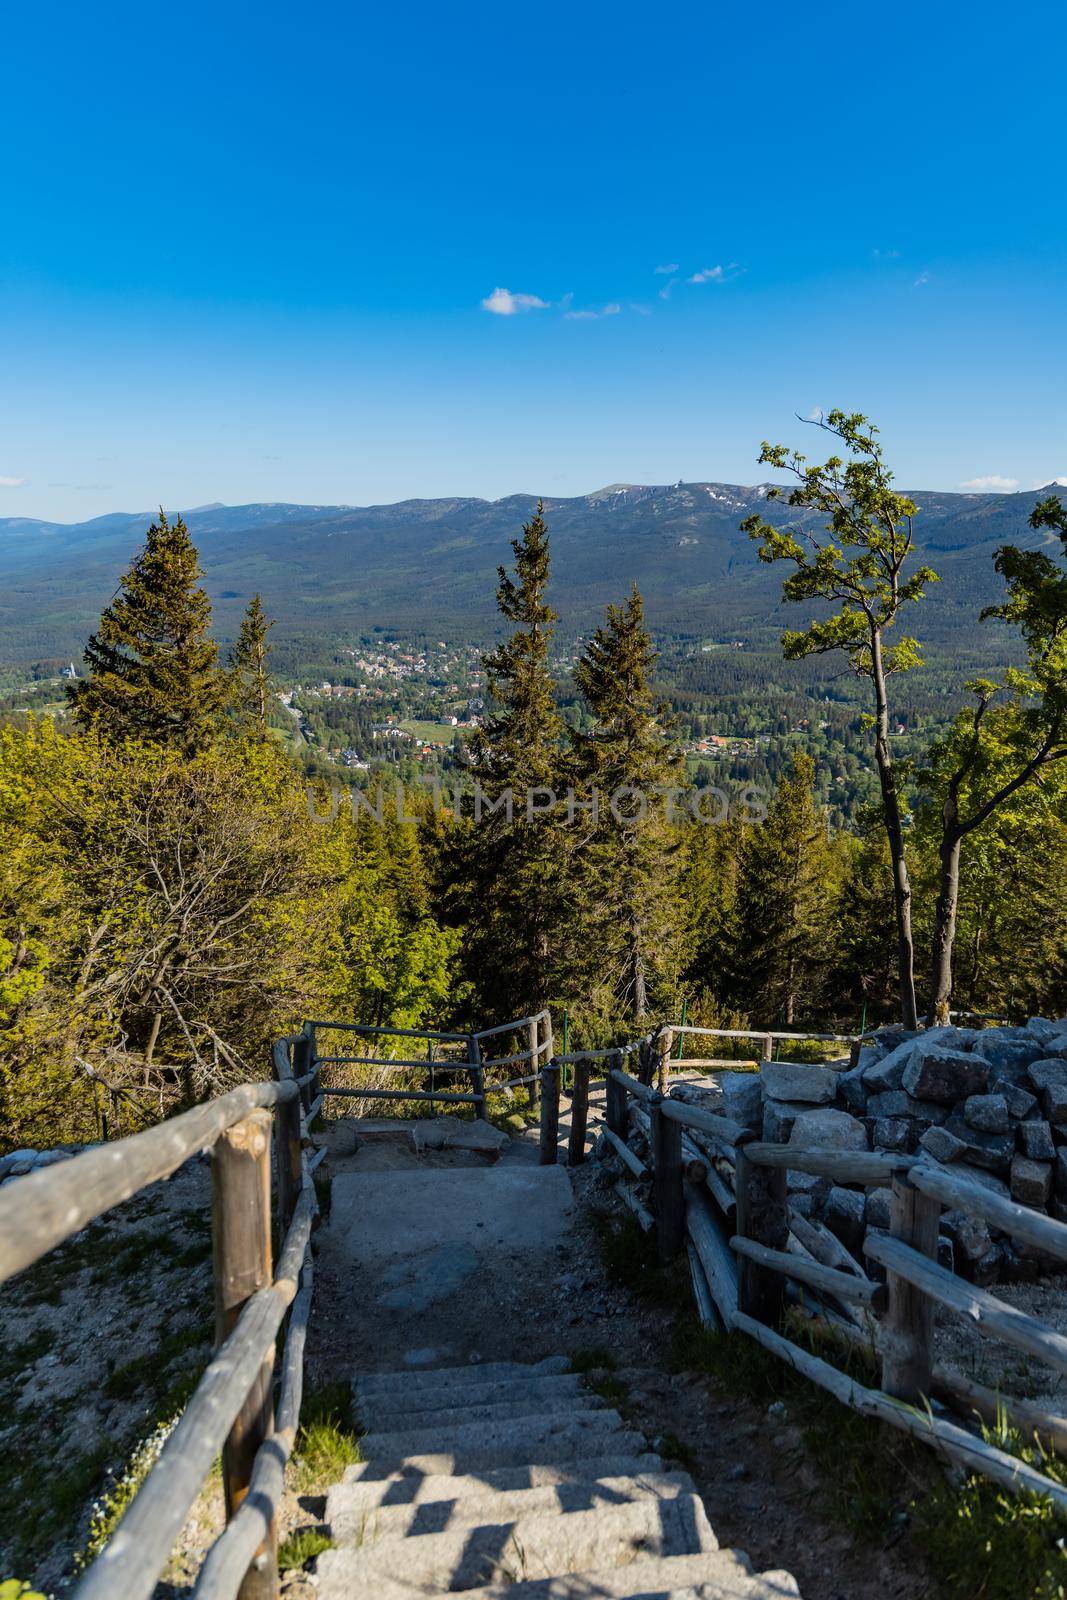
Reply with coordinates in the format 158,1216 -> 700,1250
306,1008 -> 553,1119
0,1027 -> 322,1600
596,1056 -> 1067,1514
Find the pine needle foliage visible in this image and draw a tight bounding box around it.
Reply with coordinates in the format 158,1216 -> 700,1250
67,511 -> 226,753
228,593 -> 274,738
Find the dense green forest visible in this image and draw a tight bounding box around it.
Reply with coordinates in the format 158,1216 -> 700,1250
1,428 -> 1065,1151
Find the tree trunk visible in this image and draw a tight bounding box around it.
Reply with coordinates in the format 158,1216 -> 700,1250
630,919 -> 647,1021
870,634 -> 918,1028
928,824 -> 963,1026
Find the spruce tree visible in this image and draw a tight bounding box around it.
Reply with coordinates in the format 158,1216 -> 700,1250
570,585 -> 683,1022
68,511 -> 226,753
229,594 -> 274,738
462,502 -> 567,1018
729,753 -> 836,1025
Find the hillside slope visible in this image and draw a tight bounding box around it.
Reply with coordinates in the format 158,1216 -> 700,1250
0,481 -> 1055,667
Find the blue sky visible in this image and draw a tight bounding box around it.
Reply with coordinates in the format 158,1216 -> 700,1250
2,0 -> 1066,523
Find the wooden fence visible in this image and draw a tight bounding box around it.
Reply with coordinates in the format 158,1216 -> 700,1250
595,1055 -> 1067,1513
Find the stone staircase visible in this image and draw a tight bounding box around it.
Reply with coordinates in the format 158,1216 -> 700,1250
318,1356 -> 801,1599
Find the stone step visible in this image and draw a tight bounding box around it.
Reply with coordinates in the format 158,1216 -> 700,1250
320,1550 -> 801,1600
357,1372 -> 587,1427
337,1453 -> 665,1505
356,1355 -> 570,1398
344,1425 -> 648,1481
328,1470 -> 696,1542
358,1406 -> 629,1465
360,1391 -> 606,1434
316,1493 -> 716,1595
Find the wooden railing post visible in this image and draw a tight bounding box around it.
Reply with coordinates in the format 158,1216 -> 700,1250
650,1094 -> 685,1264
656,1026 -> 674,1094
880,1173 -> 940,1402
292,1032 -> 312,1111
468,1033 -> 487,1120
567,1056 -> 591,1166
540,1059 -> 561,1165
735,1148 -> 788,1326
212,1108 -> 278,1600
273,1065 -> 303,1235
527,1016 -> 540,1114
760,1033 -> 773,1065
606,1052 -> 627,1138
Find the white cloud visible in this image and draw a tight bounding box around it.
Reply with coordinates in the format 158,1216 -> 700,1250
658,278 -> 678,301
960,475 -> 1019,492
564,302 -> 622,321
654,263 -> 679,274
688,265 -> 725,284
0,475 -> 27,488
873,247 -> 901,260
914,271 -> 930,287
481,287 -> 550,316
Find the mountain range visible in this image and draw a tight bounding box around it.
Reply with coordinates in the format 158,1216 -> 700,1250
0,481 -> 1058,671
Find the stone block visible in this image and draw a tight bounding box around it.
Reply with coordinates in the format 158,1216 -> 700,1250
762,1099 -> 808,1144
822,1184 -> 866,1249
788,1107 -> 868,1152
963,1094 -> 1010,1134
942,1208 -> 993,1266
1055,1149 -> 1067,1197
1010,1156 -> 1053,1208
865,1186 -> 893,1229
973,1028 -> 1044,1075
873,1117 -> 913,1152
903,1047 -> 990,1104
993,1078 -> 1038,1120
941,1111 -> 1014,1173
920,1124 -> 968,1164
862,1039 -> 915,1093
1018,1120 -> 1056,1161
720,1072 -> 763,1131
762,1061 -> 838,1105
937,1234 -> 955,1273
1027,1060 -> 1067,1121
837,1064 -> 868,1114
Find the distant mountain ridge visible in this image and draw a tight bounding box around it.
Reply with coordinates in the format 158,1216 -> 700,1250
0,480 -> 1056,669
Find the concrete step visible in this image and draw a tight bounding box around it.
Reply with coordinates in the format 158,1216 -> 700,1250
356,1355 -> 570,1398
358,1406 -> 628,1465
316,1493 -> 716,1594
357,1372 -> 587,1427
320,1550 -> 802,1600
328,1470 -> 697,1542
337,1453 -> 665,1505
360,1391 -> 607,1434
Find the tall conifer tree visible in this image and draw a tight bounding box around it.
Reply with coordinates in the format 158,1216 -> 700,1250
463,502 -> 567,1018
571,585 -> 683,1022
229,594 -> 274,738
68,511 -> 225,753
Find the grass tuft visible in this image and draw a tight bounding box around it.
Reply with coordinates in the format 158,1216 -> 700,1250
292,1382 -> 363,1492
278,1526 -> 333,1570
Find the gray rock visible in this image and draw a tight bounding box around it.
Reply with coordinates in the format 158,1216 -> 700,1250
31,1149 -> 71,1168
865,1187 -> 893,1229
822,1184 -> 866,1249
761,1061 -> 838,1105
720,1072 -> 763,1131
1027,1059 -> 1067,1121
941,1110 -> 1014,1173
0,1147 -> 38,1178
973,1027 -> 1044,1074
937,1235 -> 955,1273
920,1125 -> 968,1164
837,1064 -> 868,1114
942,1209 -> 994,1266
862,1038 -> 916,1093
873,1117 -> 913,1152
866,1089 -> 946,1124
1028,1018 -> 1061,1042
1011,1156 -> 1053,1208
1055,1149 -> 1067,1197
993,1078 -> 1039,1120
963,1094 -> 1010,1134
1018,1121 -> 1056,1161
762,1099 -> 808,1143
903,1047 -> 990,1104
788,1107 -> 868,1152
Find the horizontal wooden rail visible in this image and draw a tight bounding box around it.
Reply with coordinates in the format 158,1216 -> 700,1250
601,1125 -> 647,1178
730,1235 -> 887,1311
305,1019 -> 469,1041
731,1308 -> 1067,1515
485,1072 -> 540,1091
673,1025 -> 857,1043
315,1054 -> 468,1070
475,1048 -> 541,1070
864,1231 -> 1067,1379
910,1160 -> 1067,1265
192,1259 -> 314,1599
609,1066 -> 656,1102
474,1009 -> 551,1041
0,1079 -> 299,1288
743,1144 -> 914,1186
660,1097 -> 750,1148
322,1085 -> 483,1105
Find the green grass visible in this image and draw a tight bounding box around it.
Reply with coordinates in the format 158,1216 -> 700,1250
103,1317 -> 213,1400
656,1431 -> 697,1471
598,1215 -> 686,1308
0,1326 -> 57,1385
569,1346 -> 617,1374
278,1527 -> 334,1570
292,1382 -> 363,1492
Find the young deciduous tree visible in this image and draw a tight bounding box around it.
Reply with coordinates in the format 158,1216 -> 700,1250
742,411 -> 938,1028
229,593 -> 274,738
919,495 -> 1067,1022
570,585 -> 683,1022
68,511 -> 226,753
